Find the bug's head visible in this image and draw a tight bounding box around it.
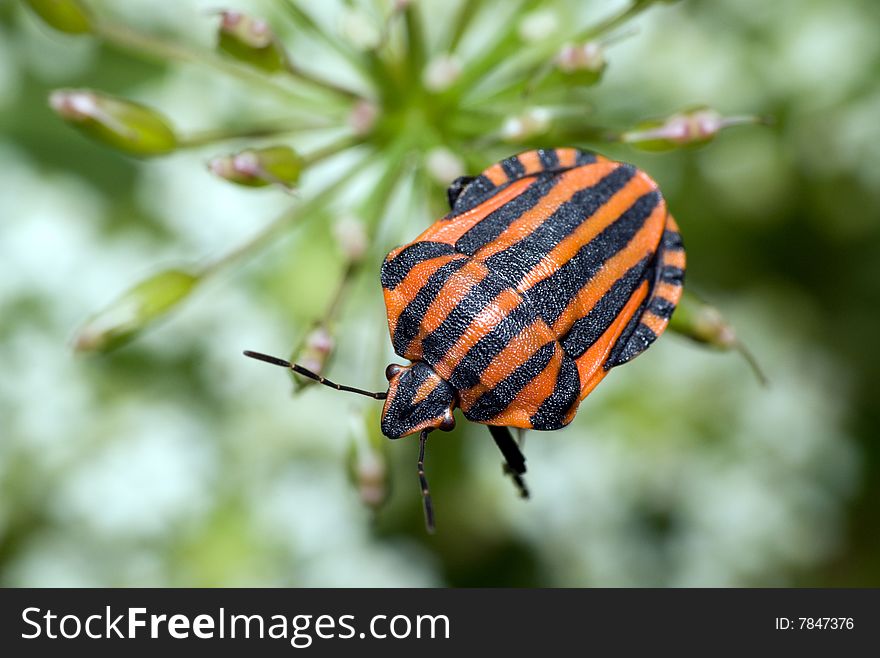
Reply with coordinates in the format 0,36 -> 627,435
381,361 -> 457,439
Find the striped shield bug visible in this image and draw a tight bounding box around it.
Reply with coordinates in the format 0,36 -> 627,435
246,147 -> 685,531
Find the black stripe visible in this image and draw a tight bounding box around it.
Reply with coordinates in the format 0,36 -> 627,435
538,148 -> 559,169
525,190 -> 661,327
648,296 -> 675,320
575,150 -> 598,166
560,257 -> 651,359
420,271 -> 511,364
660,266 -> 685,285
484,165 -> 638,287
465,343 -> 556,422
452,174 -> 496,214
391,257 -> 468,356
454,173 -> 556,255
446,176 -> 476,212
605,321 -> 657,369
381,242 -> 455,290
530,355 -> 580,430
501,155 -> 526,180
447,301 -> 534,390
662,229 -> 684,251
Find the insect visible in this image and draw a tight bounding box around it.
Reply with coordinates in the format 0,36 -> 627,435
245,147 -> 685,532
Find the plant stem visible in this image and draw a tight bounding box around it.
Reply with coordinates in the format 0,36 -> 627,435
198,150 -> 376,279
177,119 -> 338,149
446,0 -> 481,54
285,62 -> 363,101
403,3 -> 426,82
459,0 -> 659,106
92,21 -> 327,108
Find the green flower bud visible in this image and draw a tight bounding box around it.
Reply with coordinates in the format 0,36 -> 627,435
669,292 -> 768,385
23,0 -> 91,34
207,145 -> 303,189
74,270 -> 199,353
49,89 -> 178,156
622,107 -> 762,151
554,42 -> 606,87
217,11 -> 289,73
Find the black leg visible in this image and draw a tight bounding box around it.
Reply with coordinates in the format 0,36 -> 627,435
487,425 -> 530,499
418,429 -> 436,533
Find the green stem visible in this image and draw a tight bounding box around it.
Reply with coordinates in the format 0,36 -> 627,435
403,3 -> 426,82
278,0 -> 372,79
573,0 -> 649,42
302,134 -> 367,167
177,119 -> 338,149
285,61 -> 363,101
92,21 -> 327,108
446,0 -> 481,54
459,0 -> 659,107
290,151 -> 408,370
449,0 -> 538,94
198,149 -> 376,279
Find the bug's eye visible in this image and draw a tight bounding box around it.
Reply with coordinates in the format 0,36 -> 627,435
385,364 -> 403,381
439,410 -> 456,432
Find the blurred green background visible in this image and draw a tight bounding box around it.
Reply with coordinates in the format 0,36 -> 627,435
1,0 -> 878,587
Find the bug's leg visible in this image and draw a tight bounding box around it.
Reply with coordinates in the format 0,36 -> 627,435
487,425 -> 530,499
418,429 -> 436,534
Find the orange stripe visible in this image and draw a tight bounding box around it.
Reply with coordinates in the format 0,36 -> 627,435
518,150 -> 543,175
640,310 -> 667,335
433,286 -> 526,381
663,249 -> 686,270
413,375 -> 440,404
408,260 -> 487,360
468,318 -> 548,391
519,171 -> 663,292
383,254 -> 463,338
416,177 -> 535,245
484,162 -> 508,185
573,280 -> 650,397
556,148 -> 578,167
475,163 -> 621,261
551,230 -> 657,336
653,281 -> 681,300
484,343 -> 565,429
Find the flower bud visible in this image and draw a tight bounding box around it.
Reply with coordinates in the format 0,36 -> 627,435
622,108 -> 762,151
501,107 -> 551,142
518,9 -> 559,43
208,145 -> 303,189
217,10 -> 289,73
333,215 -> 369,262
290,325 -> 334,391
346,413 -> 390,512
340,8 -> 381,51
423,55 -> 462,92
554,42 -> 606,86
49,89 -> 178,156
669,292 -> 768,385
23,0 -> 91,34
348,100 -> 379,136
74,269 -> 199,353
425,147 -> 465,185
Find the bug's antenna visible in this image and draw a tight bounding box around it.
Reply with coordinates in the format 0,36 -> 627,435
243,350 -> 387,400
418,429 -> 436,534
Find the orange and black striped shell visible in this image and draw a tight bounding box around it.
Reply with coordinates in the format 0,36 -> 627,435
379,148 -> 685,438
